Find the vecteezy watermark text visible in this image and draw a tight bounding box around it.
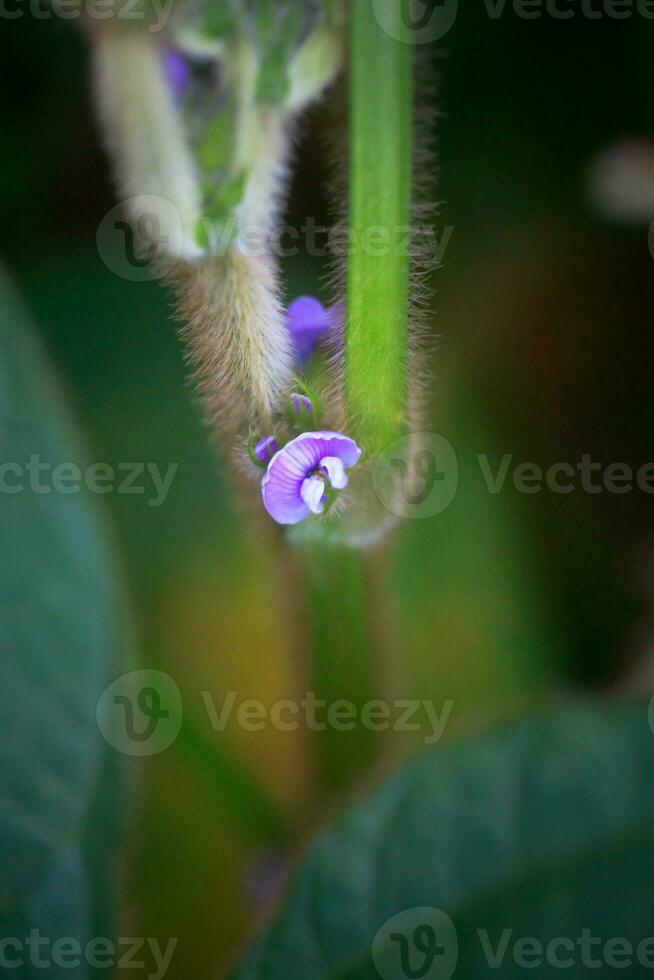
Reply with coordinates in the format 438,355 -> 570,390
0,932 -> 177,979
372,0 -> 654,45
484,0 -> 654,20
478,453 -> 654,495
373,435 -> 654,522
97,197 -> 454,282
478,928 -> 654,970
373,907 -> 654,979
0,456 -> 178,507
202,691 -> 454,746
0,0 -> 173,31
97,670 -> 455,756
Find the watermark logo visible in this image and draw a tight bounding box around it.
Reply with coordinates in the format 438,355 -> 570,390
478,452 -> 654,496
0,932 -> 177,979
98,682 -> 453,755
372,0 -> 460,44
372,433 -> 459,519
477,928 -> 654,969
372,435 -> 654,521
373,908 -> 459,980
98,204 -> 453,279
203,692 -> 453,745
370,0 -> 654,44
97,669 -> 182,757
0,456 -> 178,507
0,0 -> 174,30
97,196 -> 183,282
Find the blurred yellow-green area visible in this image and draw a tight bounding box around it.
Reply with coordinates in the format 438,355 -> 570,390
4,10 -> 654,976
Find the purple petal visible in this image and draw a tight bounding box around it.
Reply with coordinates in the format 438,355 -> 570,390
162,47 -> 190,101
287,296 -> 327,332
286,296 -> 338,366
261,431 -> 362,525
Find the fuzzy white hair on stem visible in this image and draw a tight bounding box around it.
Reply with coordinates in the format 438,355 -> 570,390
91,16 -> 344,456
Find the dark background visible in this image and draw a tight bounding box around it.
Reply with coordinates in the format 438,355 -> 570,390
3,7 -> 654,975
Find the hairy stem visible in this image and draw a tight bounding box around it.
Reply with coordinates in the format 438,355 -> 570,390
345,0 -> 413,455
293,3 -> 414,793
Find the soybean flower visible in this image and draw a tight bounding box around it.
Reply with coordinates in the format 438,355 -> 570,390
261,431 -> 362,525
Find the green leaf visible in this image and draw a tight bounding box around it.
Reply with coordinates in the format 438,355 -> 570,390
232,702 -> 654,978
0,267 -> 128,974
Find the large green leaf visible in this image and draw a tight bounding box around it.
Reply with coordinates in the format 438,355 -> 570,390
0,268 -> 127,975
233,701 -> 654,979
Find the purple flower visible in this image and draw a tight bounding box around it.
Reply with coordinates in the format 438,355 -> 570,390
261,431 -> 362,525
286,296 -> 340,366
253,435 -> 278,465
162,47 -> 190,101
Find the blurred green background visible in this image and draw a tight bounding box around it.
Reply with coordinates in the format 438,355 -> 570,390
3,9 -> 654,976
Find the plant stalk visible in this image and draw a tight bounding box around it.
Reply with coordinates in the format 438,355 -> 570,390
298,545 -> 380,795
345,0 -> 413,455
292,2 -> 414,796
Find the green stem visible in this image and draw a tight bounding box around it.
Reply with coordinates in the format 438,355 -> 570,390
346,0 -> 413,455
291,2 -> 414,797
299,546 -> 379,795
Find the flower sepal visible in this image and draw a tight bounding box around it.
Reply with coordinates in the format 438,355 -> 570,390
248,432 -> 278,469
286,377 -> 322,432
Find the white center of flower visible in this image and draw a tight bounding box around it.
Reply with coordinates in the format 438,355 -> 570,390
319,456 -> 348,489
300,475 -> 326,515
299,456 -> 350,516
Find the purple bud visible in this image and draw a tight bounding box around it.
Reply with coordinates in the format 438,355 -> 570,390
162,47 -> 190,102
290,393 -> 314,415
286,296 -> 340,367
254,435 -> 278,464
